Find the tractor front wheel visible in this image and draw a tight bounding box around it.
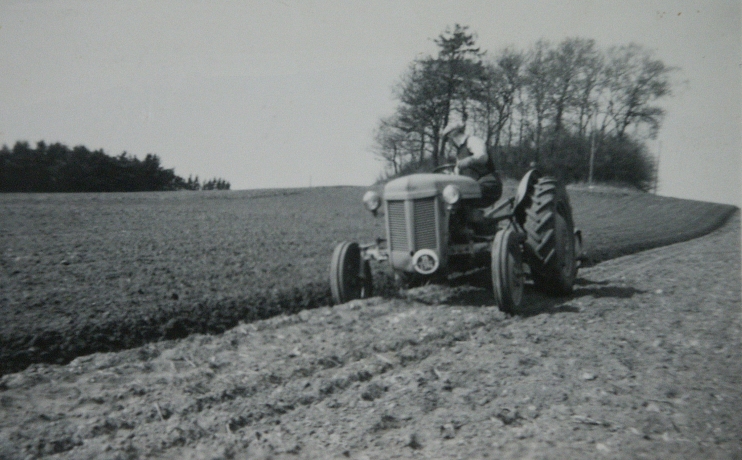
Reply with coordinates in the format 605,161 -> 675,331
491,226 -> 525,314
330,242 -> 373,304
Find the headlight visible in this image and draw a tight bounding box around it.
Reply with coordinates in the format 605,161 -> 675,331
363,190 -> 381,212
442,184 -> 461,205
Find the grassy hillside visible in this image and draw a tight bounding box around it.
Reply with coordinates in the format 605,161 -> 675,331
0,186 -> 736,374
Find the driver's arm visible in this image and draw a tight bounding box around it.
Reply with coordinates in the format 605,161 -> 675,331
456,136 -> 487,169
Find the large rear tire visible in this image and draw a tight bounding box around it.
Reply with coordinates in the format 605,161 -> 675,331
522,177 -> 577,295
330,242 -> 373,304
491,226 -> 525,314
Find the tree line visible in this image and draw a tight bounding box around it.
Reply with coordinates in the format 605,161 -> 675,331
373,25 -> 676,191
0,141 -> 230,192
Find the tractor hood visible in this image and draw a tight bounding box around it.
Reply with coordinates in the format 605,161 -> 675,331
384,173 -> 482,200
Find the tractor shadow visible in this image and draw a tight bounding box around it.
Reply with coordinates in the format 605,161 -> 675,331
401,270 -> 646,317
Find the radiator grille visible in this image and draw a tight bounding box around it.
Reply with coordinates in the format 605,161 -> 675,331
413,198 -> 437,249
386,198 -> 438,252
387,200 -> 408,251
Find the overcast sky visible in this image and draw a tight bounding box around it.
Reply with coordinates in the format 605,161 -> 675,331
1,0 -> 739,206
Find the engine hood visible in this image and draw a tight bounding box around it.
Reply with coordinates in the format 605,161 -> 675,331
384,173 -> 482,200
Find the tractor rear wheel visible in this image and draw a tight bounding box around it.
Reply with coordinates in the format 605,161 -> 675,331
522,177 -> 577,295
330,242 -> 373,304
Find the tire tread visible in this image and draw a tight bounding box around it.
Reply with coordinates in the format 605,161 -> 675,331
522,177 -> 576,295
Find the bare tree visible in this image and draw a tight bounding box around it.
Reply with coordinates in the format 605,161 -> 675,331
393,58 -> 447,166
434,24 -> 485,123
470,48 -> 523,161
372,28 -> 674,188
548,38 -> 602,140
372,116 -> 407,176
523,39 -> 555,164
599,43 -> 676,139
572,41 -> 604,139
376,24 -> 484,171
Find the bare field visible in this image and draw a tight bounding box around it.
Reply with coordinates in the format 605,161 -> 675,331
0,208 -> 739,459
0,186 -> 736,375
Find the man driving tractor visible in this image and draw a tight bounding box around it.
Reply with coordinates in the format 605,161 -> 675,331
441,120 -> 502,207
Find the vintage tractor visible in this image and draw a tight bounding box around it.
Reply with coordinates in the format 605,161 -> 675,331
329,167 -> 583,314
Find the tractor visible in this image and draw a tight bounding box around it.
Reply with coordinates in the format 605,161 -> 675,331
329,167 -> 583,314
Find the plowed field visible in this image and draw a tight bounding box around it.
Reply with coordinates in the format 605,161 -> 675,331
0,186 -> 736,376
0,208 -> 739,459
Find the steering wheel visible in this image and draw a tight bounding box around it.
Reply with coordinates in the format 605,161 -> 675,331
433,164 -> 457,175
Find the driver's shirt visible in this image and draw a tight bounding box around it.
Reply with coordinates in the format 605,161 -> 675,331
456,135 -> 491,179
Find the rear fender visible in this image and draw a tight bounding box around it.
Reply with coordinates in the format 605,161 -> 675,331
513,169 -> 541,214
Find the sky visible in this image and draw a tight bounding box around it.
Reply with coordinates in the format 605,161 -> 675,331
0,0 -> 740,206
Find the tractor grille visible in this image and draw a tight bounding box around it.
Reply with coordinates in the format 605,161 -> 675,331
386,198 -> 438,252
413,198 -> 437,249
387,200 -> 408,251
